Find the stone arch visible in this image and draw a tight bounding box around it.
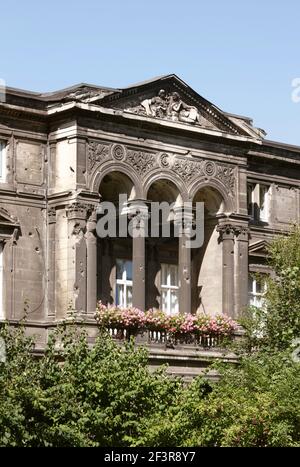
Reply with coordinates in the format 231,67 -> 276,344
188,178 -> 234,214
90,161 -> 143,199
143,169 -> 188,202
190,183 -> 226,316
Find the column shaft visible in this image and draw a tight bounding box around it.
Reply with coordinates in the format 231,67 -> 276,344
179,233 -> 191,314
86,214 -> 97,314
218,224 -> 235,316
132,234 -> 145,310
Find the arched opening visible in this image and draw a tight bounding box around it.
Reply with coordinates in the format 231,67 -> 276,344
99,171 -> 136,203
146,179 -> 182,314
192,186 -> 225,315
97,171 -> 136,306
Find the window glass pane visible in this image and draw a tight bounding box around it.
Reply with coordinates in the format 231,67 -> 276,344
249,294 -> 255,307
116,259 -> 132,280
170,265 -> 178,286
161,264 -> 168,286
161,290 -> 168,314
256,281 -> 263,294
248,277 -> 254,294
124,260 -> 132,281
170,290 -> 179,315
259,185 -> 269,220
116,284 -> 124,306
116,259 -> 124,280
126,286 -> 133,307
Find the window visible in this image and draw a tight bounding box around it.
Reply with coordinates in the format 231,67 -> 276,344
115,259 -> 132,308
248,276 -> 267,308
161,263 -> 179,315
0,243 -> 3,319
0,141 -> 6,182
259,185 -> 269,221
248,183 -> 270,222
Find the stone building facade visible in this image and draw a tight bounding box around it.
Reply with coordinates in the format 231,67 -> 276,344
0,74 -> 299,363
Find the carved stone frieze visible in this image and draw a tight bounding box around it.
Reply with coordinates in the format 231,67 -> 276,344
86,139 -> 236,194
216,165 -> 235,194
125,150 -> 156,176
172,159 -> 202,182
88,141 -> 109,170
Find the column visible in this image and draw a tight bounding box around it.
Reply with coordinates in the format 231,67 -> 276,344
66,202 -> 88,314
217,223 -> 235,317
47,207 -> 56,317
176,205 -> 192,315
234,225 -> 249,317
129,201 -> 148,311
179,233 -> 192,314
86,207 -> 98,314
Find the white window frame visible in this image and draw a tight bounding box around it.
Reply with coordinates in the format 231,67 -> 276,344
115,259 -> 133,308
248,183 -> 270,222
259,185 -> 269,222
248,276 -> 267,308
0,141 -> 6,183
161,263 -> 179,315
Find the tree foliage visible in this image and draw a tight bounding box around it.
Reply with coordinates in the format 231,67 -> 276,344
0,226 -> 300,447
0,324 -> 181,447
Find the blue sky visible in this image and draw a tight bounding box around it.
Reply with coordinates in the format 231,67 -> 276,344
1,0 -> 300,145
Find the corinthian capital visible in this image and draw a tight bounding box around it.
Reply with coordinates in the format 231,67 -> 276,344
217,223 -> 235,240
67,202 -> 95,220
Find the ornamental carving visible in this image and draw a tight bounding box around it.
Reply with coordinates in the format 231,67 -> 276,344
217,224 -> 249,241
216,224 -> 235,240
126,150 -> 156,176
172,159 -> 202,182
203,160 -> 216,178
72,222 -> 86,237
216,165 -> 235,194
86,139 -> 236,194
111,143 -> 126,161
88,142 -> 109,170
67,202 -> 94,220
48,207 -> 56,224
159,152 -> 172,169
126,89 -> 202,125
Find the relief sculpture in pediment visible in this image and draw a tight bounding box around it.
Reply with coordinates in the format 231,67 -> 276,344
127,89 -> 201,125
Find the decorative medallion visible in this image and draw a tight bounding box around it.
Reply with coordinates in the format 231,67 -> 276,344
203,161 -> 216,178
111,143 -> 126,161
159,152 -> 172,169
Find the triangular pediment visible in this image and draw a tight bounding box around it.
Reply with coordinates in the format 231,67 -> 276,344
249,239 -> 270,257
96,74 -> 264,138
